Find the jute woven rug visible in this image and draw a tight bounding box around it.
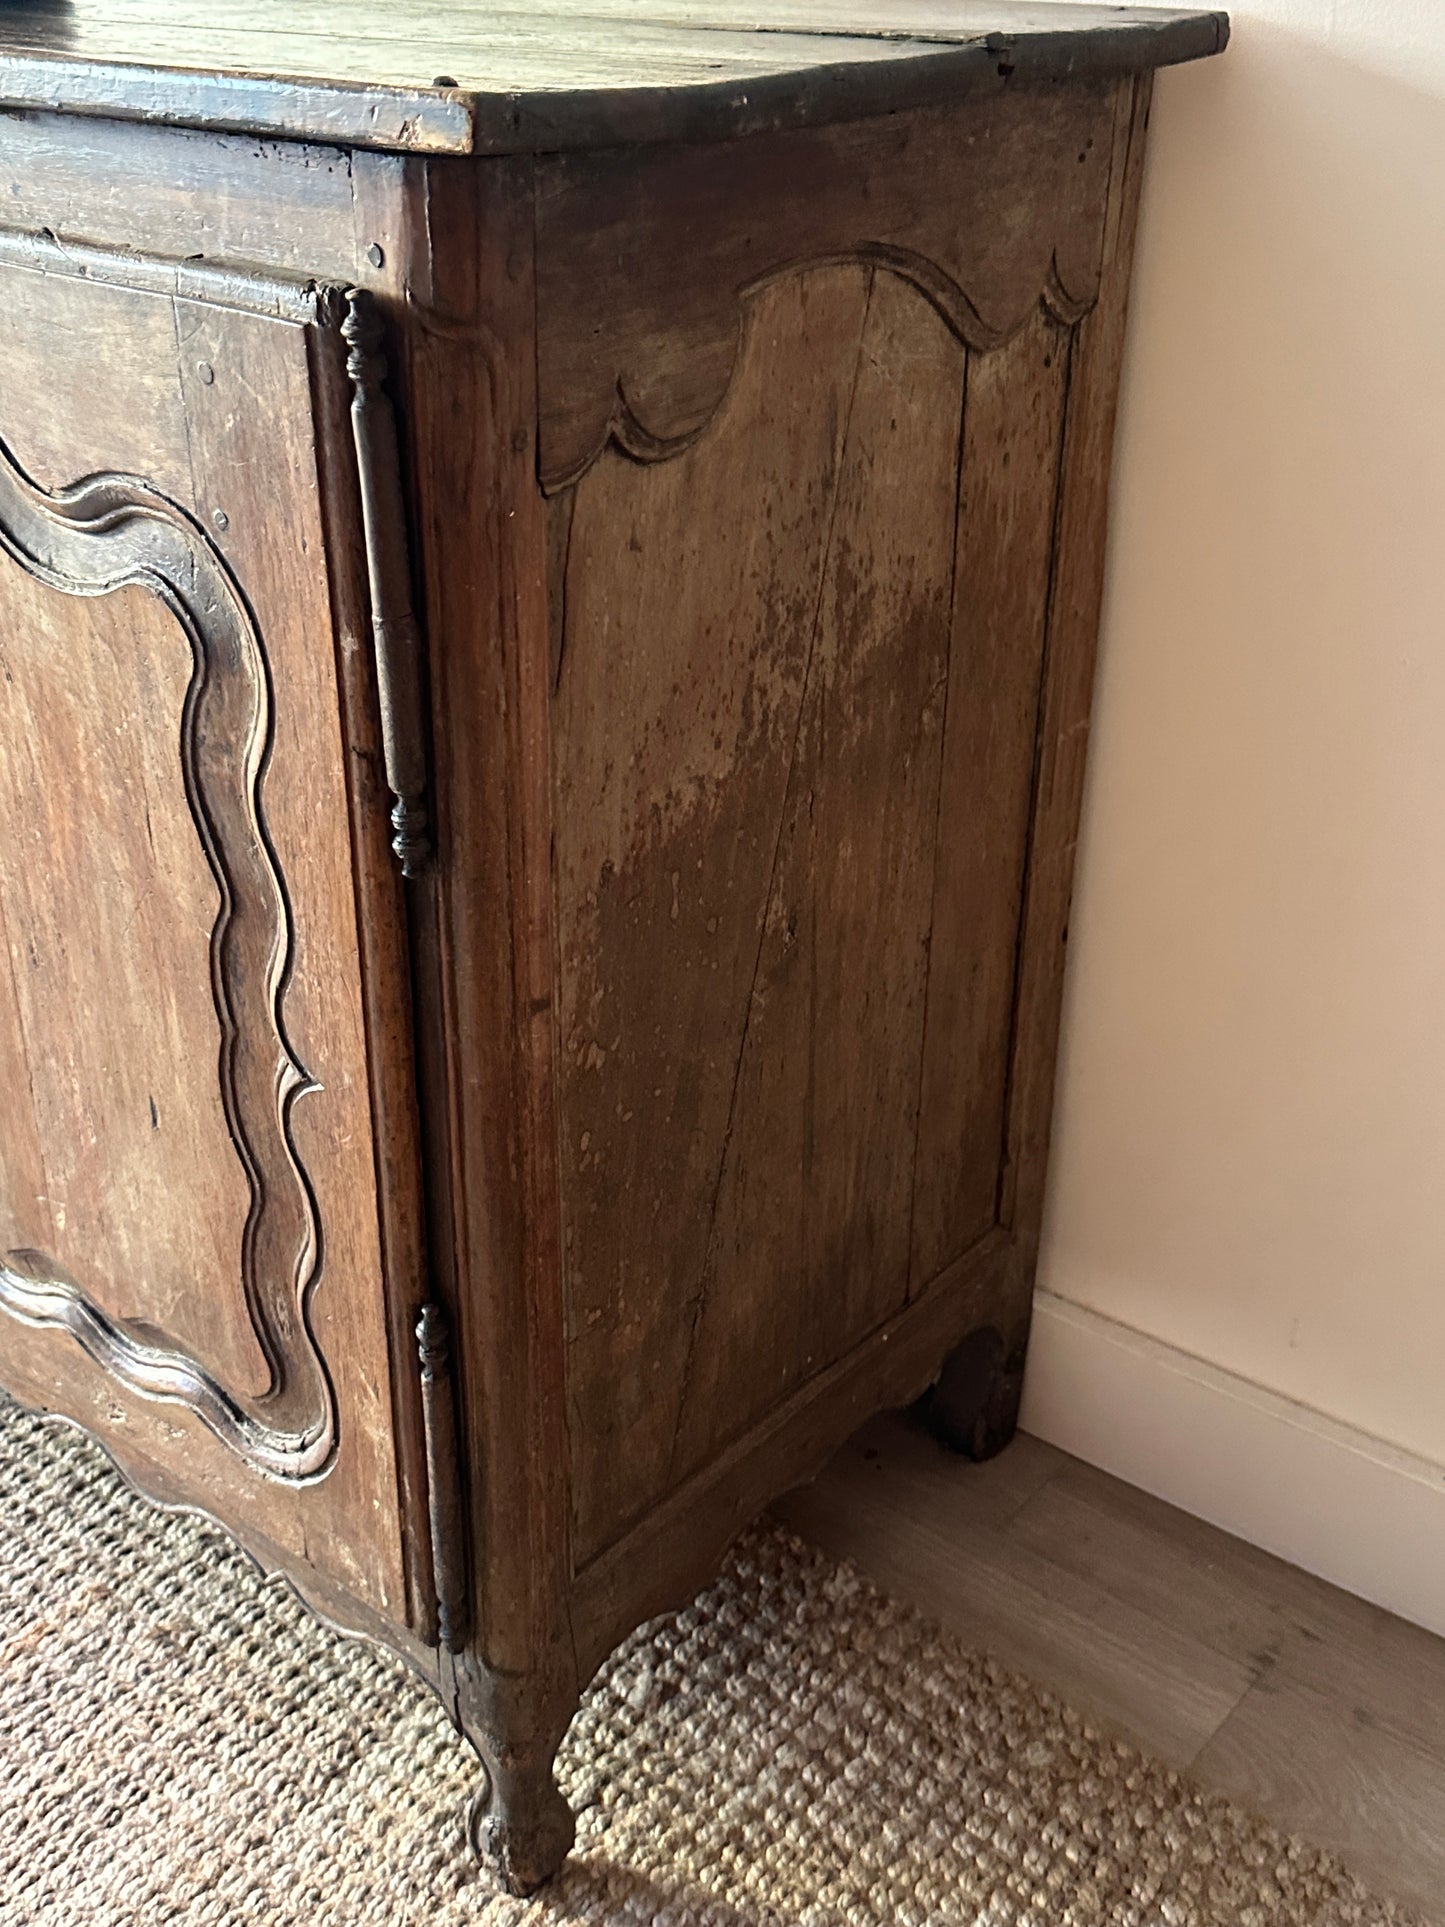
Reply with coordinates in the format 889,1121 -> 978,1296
0,1396 -> 1422,1927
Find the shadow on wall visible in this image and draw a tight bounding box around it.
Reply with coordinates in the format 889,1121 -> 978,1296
1038,16 -> 1445,1464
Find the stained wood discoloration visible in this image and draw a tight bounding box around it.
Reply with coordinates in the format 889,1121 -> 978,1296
667,268 -> 966,1487
554,268 -> 880,1558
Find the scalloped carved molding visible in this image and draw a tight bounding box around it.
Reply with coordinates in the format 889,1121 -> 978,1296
534,79 -> 1124,490
0,442 -> 336,1482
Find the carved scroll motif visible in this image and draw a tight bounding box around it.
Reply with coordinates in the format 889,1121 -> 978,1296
0,441 -> 335,1482
535,80 -> 1126,489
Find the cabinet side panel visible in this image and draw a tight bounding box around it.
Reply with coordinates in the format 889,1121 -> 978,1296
545,78 -> 1134,1575
555,266 -> 996,1556
555,269 -> 874,1560
909,304 -> 1073,1290
667,269 -> 966,1486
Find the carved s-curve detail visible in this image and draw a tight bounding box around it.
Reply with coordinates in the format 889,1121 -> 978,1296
0,442 -> 336,1483
534,80 -> 1124,489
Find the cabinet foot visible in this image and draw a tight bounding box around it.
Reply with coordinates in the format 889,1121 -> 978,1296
920,1323 -> 1026,1461
467,1755 -> 575,1896
457,1668 -> 577,1895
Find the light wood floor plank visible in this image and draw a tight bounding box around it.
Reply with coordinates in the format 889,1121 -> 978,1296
775,1410 -> 1445,1919
1194,1671 -> 1445,1922
775,1419 -> 1253,1768
1018,1459 -> 1445,1764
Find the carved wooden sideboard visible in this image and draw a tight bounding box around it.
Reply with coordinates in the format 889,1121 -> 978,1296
0,1 -> 1226,1893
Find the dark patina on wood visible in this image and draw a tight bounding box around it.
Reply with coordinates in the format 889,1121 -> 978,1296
0,3 -> 1227,1896
0,2 -> 1227,154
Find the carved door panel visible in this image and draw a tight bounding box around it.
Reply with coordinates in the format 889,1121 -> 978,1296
0,254 -> 423,1626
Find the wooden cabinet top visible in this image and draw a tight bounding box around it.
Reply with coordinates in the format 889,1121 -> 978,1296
0,1 -> 1227,155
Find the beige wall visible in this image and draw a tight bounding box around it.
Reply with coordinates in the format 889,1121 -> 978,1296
1028,1 -> 1445,1614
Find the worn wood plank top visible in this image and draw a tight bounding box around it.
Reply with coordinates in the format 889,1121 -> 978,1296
0,2 -> 1228,154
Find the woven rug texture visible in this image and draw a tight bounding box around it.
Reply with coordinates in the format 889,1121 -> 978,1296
0,1396 -> 1423,1927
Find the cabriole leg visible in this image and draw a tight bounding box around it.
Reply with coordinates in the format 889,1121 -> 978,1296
457,1667 -> 578,1896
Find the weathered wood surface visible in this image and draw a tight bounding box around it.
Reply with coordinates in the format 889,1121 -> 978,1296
398,155 -> 583,1885
0,258 -> 416,1619
571,1230 -> 1013,1677
910,303 -> 1071,1288
549,85 -> 1112,1563
0,2 -> 1226,154
0,566 -> 259,1391
666,270 -> 966,1483
0,111 -> 359,281
554,269 -> 889,1560
534,84 -> 1117,487
307,283 -> 435,1638
550,259 -> 1082,1557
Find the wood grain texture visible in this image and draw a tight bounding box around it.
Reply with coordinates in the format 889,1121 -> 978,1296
0,268 -> 193,498
778,1423 -> 1254,1769
0,263 -> 412,1616
176,294 -> 412,1609
571,1231 -> 1016,1677
1198,1680 -> 1445,1919
999,73 -> 1152,1260
551,224 -> 1102,1561
401,155 -> 577,1698
1015,1460 -> 1445,1766
554,263 -> 982,1558
554,269 -> 871,1561
909,303 -> 1071,1289
668,269 -> 964,1482
549,78 -> 1165,1732
0,3 -> 1226,156
306,274 -> 434,1636
534,85 -> 1117,488
0,111 -> 360,282
0,564 -> 258,1397
0,453 -> 329,1476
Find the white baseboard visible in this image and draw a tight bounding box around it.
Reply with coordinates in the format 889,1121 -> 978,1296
1020,1290 -> 1445,1639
